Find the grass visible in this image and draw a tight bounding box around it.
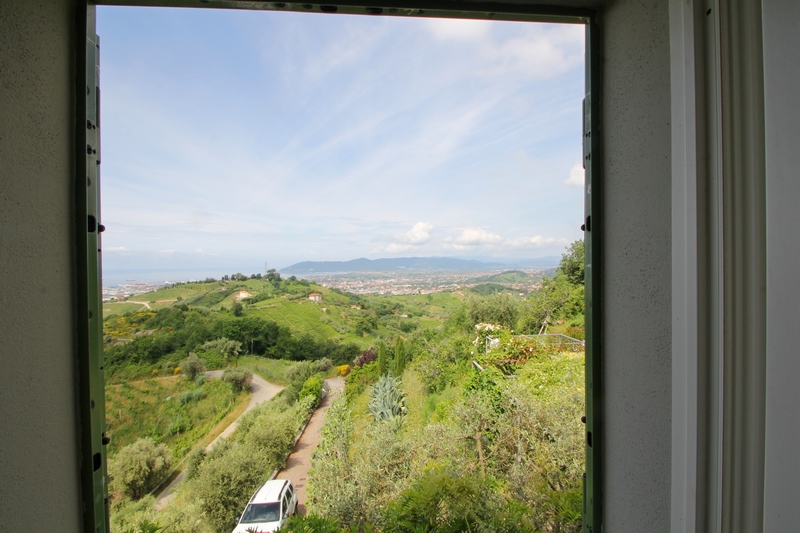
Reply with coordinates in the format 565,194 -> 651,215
248,300 -> 341,339
238,356 -> 298,386
103,302 -> 149,317
105,374 -> 248,459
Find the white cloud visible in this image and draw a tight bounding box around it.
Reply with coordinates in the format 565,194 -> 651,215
425,18 -> 492,42
565,162 -> 584,187
401,222 -> 434,245
375,222 -> 434,253
509,235 -> 567,248
448,227 -> 567,251
454,227 -> 505,246
105,246 -> 129,252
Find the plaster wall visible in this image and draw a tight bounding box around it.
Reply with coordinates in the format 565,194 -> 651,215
599,0 -> 672,530
0,1 -> 83,531
762,1 -> 800,530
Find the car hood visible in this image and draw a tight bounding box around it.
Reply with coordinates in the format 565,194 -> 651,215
232,520 -> 282,533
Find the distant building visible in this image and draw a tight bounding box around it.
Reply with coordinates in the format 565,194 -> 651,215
309,293 -> 322,302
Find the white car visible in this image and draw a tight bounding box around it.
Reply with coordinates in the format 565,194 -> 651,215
232,479 -> 298,533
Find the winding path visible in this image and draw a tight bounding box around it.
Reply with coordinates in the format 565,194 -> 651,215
154,372 -> 284,509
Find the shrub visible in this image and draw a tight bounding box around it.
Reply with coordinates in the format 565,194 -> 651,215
222,367 -> 253,393
179,352 -> 206,381
286,361 -> 317,385
194,373 -> 207,386
188,445 -> 270,532
183,446 -> 206,481
108,438 -> 172,500
178,388 -> 204,405
299,376 -> 324,409
336,364 -> 351,377
354,347 -> 377,368
166,411 -> 192,436
345,361 -> 379,399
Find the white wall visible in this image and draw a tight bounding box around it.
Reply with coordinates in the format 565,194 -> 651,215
762,1 -> 800,530
0,1 -> 84,531
600,0 -> 673,530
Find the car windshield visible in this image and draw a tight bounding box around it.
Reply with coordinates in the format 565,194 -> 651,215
240,502 -> 281,523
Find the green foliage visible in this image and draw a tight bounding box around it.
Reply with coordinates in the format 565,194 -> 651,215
368,375 -> 407,421
188,401 -> 304,533
466,293 -> 520,329
183,446 -> 206,481
559,239 -> 585,286
309,401 -> 412,528
105,377 -> 236,458
519,273 -> 583,334
108,438 -> 172,500
383,470 -> 513,533
222,367 -> 253,393
166,410 -> 192,436
377,340 -> 388,375
279,514 -> 369,533
345,361 -> 380,399
178,388 -> 204,405
300,375 -> 324,409
198,337 -> 242,366
394,337 -> 406,376
179,352 -> 206,381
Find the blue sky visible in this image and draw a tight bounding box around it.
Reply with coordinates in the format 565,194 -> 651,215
98,7 -> 585,280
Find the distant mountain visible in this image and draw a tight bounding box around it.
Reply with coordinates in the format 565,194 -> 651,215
281,257 -> 504,274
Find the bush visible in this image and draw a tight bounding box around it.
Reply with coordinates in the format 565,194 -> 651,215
178,388 -> 204,405
184,446 -> 206,481
299,376 -> 324,409
108,438 -> 172,500
222,367 -> 253,393
345,361 -> 380,399
179,352 -> 206,381
336,364 -> 351,377
354,347 -> 377,368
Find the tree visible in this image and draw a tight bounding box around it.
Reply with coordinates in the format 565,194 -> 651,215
222,367 -> 253,393
559,239 -> 585,286
200,337 -> 242,366
179,352 -> 206,381
465,293 -> 520,329
377,340 -> 388,375
107,438 -> 172,500
394,337 -> 406,376
232,301 -> 244,317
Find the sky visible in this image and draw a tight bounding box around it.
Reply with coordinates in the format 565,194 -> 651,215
97,7 -> 585,283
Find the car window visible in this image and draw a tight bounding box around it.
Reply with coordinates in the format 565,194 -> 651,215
282,494 -> 290,517
239,502 -> 280,523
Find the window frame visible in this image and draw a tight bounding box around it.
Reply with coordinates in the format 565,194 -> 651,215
77,3 -> 602,532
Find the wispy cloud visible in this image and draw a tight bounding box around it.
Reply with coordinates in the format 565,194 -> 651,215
97,8 -> 585,272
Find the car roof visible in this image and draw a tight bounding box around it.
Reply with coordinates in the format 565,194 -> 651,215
249,479 -> 291,504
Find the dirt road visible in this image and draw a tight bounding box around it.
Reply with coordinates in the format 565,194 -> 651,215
276,376 -> 345,515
